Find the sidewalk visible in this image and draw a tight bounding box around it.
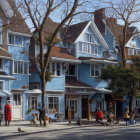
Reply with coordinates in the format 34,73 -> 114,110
0,119 -> 140,138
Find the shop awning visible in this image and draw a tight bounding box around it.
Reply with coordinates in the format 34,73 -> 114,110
28,89 -> 42,94
0,90 -> 13,97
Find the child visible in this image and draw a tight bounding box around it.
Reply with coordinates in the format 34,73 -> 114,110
30,113 -> 38,126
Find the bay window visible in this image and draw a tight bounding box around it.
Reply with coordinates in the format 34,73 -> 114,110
91,64 -> 101,77
48,96 -> 59,114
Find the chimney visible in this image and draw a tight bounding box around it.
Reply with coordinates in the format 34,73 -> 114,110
108,17 -> 117,24
94,8 -> 106,33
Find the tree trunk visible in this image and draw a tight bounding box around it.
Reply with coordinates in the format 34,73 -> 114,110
41,70 -> 46,126
121,23 -> 128,67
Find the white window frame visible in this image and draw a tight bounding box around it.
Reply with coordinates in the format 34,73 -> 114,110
136,49 -> 140,55
78,42 -> 98,55
13,60 -> 29,75
67,98 -> 78,113
28,95 -> 38,110
84,33 -> 92,43
90,64 -> 101,77
0,59 -> 3,71
47,62 -> 62,77
128,48 -> 134,56
0,80 -> 4,90
48,96 -> 59,114
8,33 -> 23,47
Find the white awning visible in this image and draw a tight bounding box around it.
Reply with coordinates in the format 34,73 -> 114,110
95,88 -> 112,93
0,90 -> 13,97
28,89 -> 42,94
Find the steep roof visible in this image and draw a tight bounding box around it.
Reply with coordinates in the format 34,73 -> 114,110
0,47 -> 12,58
107,18 -> 136,44
50,46 -> 76,60
63,21 -> 89,43
7,0 -> 31,35
30,46 -> 77,72
65,77 -> 93,88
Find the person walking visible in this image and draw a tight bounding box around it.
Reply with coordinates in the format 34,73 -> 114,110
4,99 -> 11,126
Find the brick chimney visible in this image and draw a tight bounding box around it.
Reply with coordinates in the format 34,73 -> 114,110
107,17 -> 117,24
94,8 -> 106,33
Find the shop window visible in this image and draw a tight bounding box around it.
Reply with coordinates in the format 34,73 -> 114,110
48,97 -> 59,114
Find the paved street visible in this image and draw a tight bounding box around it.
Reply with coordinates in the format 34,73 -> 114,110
1,119 -> 140,140
1,125 -> 140,140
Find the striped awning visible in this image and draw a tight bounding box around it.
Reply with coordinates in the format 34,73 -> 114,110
0,90 -> 12,97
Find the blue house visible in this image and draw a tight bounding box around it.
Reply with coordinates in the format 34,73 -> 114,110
0,0 -> 31,120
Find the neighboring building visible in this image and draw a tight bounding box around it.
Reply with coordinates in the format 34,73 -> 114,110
94,8 -> 140,116
0,0 -> 31,120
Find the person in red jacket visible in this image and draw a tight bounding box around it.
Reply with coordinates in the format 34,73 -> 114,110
95,108 -> 104,123
4,99 -> 11,126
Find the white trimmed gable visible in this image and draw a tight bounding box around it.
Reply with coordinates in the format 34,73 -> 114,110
75,21 -> 109,49
0,0 -> 14,18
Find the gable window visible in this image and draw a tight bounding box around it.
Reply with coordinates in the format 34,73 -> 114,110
66,65 -> 76,76
47,62 -> 62,76
13,61 -> 29,74
48,96 -> 59,114
0,59 -> 3,70
128,48 -> 134,56
85,33 -> 92,42
0,81 -> 4,90
28,95 -> 38,110
91,64 -> 101,77
8,34 -> 23,46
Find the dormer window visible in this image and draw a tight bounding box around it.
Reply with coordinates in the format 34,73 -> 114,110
8,34 -> 23,46
0,59 -> 3,71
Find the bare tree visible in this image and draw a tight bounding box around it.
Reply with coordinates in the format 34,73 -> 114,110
104,0 -> 140,67
16,0 -> 95,126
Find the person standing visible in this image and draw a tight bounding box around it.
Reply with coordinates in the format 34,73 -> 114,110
4,99 -> 11,126
124,107 -> 130,125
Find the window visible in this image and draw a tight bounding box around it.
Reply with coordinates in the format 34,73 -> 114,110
29,83 -> 40,90
136,50 -> 140,55
85,33 -> 92,42
67,99 -> 78,113
13,94 -> 21,106
91,44 -> 98,55
48,97 -> 59,114
83,43 -> 88,53
8,34 -> 23,46
79,42 -> 82,52
0,32 -> 2,44
91,64 -> 101,77
47,62 -> 62,76
0,59 -> 3,70
128,48 -> 134,56
66,65 -> 76,76
13,61 -> 29,74
0,81 -> 3,90
0,97 -> 1,109
28,95 -> 38,110
96,100 -> 104,110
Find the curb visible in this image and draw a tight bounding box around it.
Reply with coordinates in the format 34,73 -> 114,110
1,123 -> 140,138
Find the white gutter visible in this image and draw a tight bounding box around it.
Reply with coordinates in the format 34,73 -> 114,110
82,59 -> 118,64
0,56 -> 12,59
0,75 -> 16,80
8,30 -> 31,37
50,57 -> 81,64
